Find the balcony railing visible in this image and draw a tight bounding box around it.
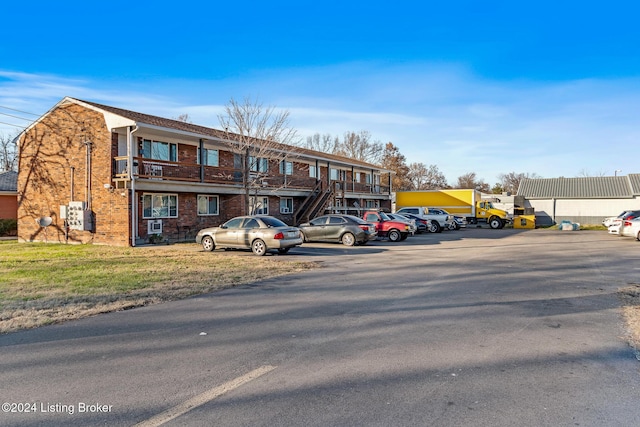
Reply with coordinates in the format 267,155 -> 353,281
113,156 -> 390,194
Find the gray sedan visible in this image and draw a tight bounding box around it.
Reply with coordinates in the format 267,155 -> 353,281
195,215 -> 303,256
299,214 -> 377,246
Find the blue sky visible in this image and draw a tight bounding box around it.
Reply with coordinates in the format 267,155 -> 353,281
1,1 -> 639,184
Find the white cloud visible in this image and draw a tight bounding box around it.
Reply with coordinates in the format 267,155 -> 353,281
2,65 -> 639,184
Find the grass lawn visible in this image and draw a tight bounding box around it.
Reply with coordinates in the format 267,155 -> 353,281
0,241 -> 316,333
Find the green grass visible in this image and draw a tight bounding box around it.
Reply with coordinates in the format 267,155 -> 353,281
0,241 -> 316,333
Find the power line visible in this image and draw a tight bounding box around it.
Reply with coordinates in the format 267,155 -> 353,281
0,105 -> 40,117
0,111 -> 34,122
0,120 -> 27,129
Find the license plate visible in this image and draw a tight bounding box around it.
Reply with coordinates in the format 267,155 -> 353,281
288,231 -> 297,238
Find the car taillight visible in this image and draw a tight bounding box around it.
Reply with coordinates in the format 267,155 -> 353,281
624,220 -> 632,227
359,225 -> 369,231
273,232 -> 284,240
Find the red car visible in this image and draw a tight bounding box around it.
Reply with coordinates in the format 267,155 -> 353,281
362,210 -> 410,242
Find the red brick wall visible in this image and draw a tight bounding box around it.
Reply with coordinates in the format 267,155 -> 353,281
18,103 -> 130,246
0,195 -> 17,219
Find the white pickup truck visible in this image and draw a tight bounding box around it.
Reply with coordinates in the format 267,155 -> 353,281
395,206 -> 455,233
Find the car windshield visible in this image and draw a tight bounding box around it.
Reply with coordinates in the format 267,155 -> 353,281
378,212 -> 391,220
259,216 -> 288,228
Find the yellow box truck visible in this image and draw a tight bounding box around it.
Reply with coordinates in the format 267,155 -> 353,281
395,189 -> 511,229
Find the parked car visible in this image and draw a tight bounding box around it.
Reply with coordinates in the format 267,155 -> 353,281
395,206 -> 454,232
195,215 -> 303,256
603,211 -> 631,228
362,210 -> 410,241
299,214 -> 377,246
386,213 -> 417,235
620,217 -> 640,240
397,212 -> 430,234
609,210 -> 640,235
427,208 -> 467,230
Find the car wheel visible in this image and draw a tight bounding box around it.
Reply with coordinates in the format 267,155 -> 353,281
201,236 -> 215,251
454,222 -> 461,230
489,217 -> 503,229
342,232 -> 356,246
278,247 -> 290,254
399,233 -> 408,241
429,221 -> 441,233
251,239 -> 267,256
637,230 -> 640,241
388,229 -> 401,242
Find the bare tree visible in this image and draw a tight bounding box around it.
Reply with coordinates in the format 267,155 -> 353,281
0,131 -> 19,171
334,130 -> 383,165
577,168 -> 607,178
407,162 -> 448,190
303,133 -> 339,154
380,142 -> 411,191
174,113 -> 192,123
498,171 -> 542,194
454,172 -> 490,193
218,97 -> 300,215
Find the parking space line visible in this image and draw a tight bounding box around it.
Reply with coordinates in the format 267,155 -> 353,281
134,365 -> 276,427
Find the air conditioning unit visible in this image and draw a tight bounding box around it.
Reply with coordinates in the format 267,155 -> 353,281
148,219 -> 162,234
281,208 -> 290,214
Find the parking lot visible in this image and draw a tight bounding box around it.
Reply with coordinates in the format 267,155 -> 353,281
2,227 -> 640,426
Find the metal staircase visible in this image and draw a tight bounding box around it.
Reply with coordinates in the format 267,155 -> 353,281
293,181 -> 335,225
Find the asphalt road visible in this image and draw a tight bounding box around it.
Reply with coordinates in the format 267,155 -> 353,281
1,228 -> 640,426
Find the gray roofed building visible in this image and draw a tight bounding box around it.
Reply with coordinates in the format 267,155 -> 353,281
517,174 -> 640,226
0,170 -> 17,192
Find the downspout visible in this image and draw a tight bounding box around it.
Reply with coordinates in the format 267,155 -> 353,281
199,139 -> 205,182
128,125 -> 139,246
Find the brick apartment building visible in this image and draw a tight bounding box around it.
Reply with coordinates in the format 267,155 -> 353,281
17,97 -> 392,246
0,170 -> 18,220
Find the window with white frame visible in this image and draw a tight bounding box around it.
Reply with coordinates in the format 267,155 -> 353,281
142,139 -> 177,162
330,168 -> 346,180
249,156 -> 268,173
142,194 -> 178,218
280,160 -> 293,175
355,172 -> 361,182
197,195 -> 219,215
250,196 -> 269,215
309,164 -> 318,178
365,173 -> 372,184
280,197 -> 293,214
197,148 -> 219,166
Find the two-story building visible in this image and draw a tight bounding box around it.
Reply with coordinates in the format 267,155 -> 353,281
17,97 -> 392,246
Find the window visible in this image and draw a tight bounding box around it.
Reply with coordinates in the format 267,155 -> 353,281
310,216 -> 327,226
355,172 -> 361,182
249,156 -> 268,173
309,165 -> 318,178
330,168 -> 346,181
280,160 -> 293,175
280,197 -> 293,214
250,196 -> 269,215
328,216 -> 346,224
198,149 -> 219,166
197,195 -> 219,216
223,217 -> 244,229
243,218 -> 260,229
142,139 -> 177,162
365,173 -> 372,184
142,194 -> 178,218
365,199 -> 379,209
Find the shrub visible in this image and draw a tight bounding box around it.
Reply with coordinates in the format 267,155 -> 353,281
0,219 -> 18,236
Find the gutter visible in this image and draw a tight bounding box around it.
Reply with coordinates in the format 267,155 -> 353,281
128,125 -> 139,246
